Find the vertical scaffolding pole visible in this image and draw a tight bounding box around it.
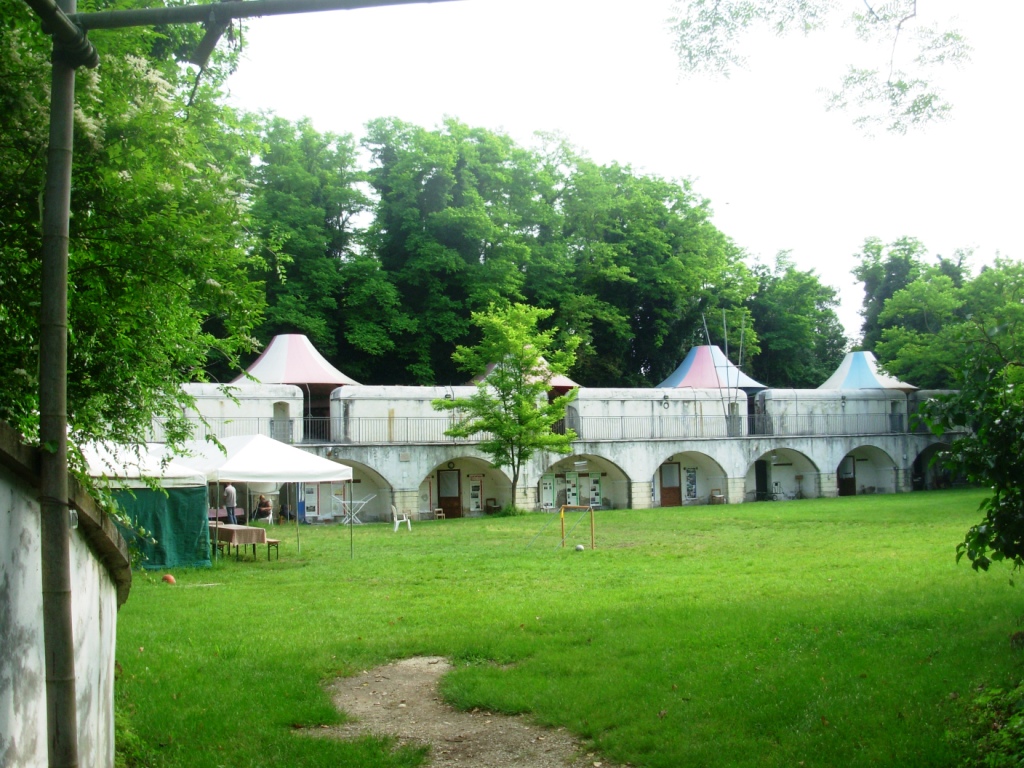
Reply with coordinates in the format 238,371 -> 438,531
38,14 -> 80,767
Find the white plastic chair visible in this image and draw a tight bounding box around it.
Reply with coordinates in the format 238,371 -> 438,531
391,505 -> 411,532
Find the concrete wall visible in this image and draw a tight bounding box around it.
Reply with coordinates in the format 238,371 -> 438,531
0,423 -> 131,768
182,383 -> 305,441
179,384 -> 954,514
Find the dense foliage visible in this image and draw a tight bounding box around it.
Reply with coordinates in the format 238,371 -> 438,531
915,264 -> 1024,571
747,252 -> 847,388
1,1 -> 263,450
951,678 -> 1024,768
247,118 -> 785,387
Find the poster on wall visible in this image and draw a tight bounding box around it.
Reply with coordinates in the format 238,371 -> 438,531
685,467 -> 697,500
304,484 -> 319,517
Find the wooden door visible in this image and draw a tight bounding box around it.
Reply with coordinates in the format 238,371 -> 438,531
661,463 -> 682,507
438,469 -> 462,518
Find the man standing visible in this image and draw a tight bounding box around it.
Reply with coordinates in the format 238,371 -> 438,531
224,482 -> 237,524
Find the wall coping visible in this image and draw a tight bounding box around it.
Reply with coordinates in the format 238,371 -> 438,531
0,421 -> 132,607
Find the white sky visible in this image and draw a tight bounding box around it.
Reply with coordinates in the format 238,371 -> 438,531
224,0 -> 1024,341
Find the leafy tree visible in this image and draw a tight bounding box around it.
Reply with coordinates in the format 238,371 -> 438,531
0,1 -> 262,450
869,248 -> 987,390
852,236 -> 928,350
922,269 -> 1024,571
359,118 -> 551,384
746,252 -> 847,387
247,115 -> 369,361
668,0 -> 972,133
433,304 -> 578,509
548,145 -> 756,386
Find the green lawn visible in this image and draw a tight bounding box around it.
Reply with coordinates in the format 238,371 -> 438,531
115,490 -> 1024,767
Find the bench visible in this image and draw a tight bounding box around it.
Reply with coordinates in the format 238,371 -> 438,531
266,539 -> 280,560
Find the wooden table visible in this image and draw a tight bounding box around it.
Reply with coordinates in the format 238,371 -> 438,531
210,522 -> 267,560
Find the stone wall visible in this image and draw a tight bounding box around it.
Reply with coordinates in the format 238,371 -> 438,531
0,422 -> 131,768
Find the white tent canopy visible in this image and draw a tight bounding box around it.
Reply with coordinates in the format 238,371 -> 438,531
83,443 -> 206,488
168,435 -> 352,483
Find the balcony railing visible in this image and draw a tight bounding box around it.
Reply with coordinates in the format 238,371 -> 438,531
151,412 -> 963,445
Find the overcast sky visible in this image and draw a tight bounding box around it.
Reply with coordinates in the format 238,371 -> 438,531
224,0 -> 1024,342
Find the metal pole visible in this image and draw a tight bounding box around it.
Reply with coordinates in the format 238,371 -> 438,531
38,12 -> 80,766
71,0 -> 459,30
295,483 -> 301,555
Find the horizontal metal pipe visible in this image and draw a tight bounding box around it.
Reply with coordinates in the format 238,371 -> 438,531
71,0 -> 460,30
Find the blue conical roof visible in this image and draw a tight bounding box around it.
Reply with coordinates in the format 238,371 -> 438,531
817,351 -> 916,391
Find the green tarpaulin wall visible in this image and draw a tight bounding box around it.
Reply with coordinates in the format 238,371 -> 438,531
114,486 -> 211,570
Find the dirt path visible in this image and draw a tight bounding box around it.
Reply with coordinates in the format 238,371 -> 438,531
319,656 -> 620,768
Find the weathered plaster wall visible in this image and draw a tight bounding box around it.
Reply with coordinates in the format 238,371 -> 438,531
0,423 -> 131,768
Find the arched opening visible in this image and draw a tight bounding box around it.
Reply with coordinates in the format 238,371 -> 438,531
271,401 -> 292,443
836,445 -> 897,496
912,443 -> 954,490
424,457 -> 511,518
653,451 -> 727,507
541,454 -> 628,510
744,449 -> 819,501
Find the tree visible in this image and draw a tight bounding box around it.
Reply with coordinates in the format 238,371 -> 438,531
868,249 -> 1003,391
359,118 -> 552,384
246,115 -> 369,367
852,236 -> 928,350
1,2 -> 262,451
547,144 -> 756,386
922,268 -> 1024,571
746,252 -> 847,387
669,0 -> 972,133
433,304 -> 578,509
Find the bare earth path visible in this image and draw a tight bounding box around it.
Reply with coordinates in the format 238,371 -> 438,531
320,656 -> 621,768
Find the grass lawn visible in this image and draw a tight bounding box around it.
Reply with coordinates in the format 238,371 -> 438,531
115,489 -> 1024,767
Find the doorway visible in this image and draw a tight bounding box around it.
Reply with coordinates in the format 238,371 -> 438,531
838,456 -> 856,496
438,469 -> 462,518
661,462 -> 682,507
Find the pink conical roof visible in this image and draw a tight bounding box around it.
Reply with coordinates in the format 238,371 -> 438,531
657,345 -> 765,392
233,334 -> 360,386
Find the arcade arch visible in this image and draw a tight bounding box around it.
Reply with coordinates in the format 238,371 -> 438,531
744,448 -> 819,501
423,456 -> 511,518
327,460 -> 391,523
836,445 -> 898,496
912,443 -> 953,490
653,451 -> 727,506
540,453 -> 629,510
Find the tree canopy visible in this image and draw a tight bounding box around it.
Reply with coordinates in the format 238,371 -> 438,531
921,265 -> 1024,571
1,0 -> 263,451
854,237 -> 1018,391
746,252 -> 847,388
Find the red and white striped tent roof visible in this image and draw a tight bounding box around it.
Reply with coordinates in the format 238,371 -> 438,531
233,334 -> 360,386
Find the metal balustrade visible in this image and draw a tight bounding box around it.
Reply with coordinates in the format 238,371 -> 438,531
151,411 -> 964,445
